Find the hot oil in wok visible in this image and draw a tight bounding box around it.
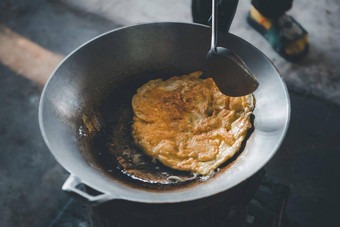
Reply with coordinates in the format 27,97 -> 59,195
78,79 -> 252,191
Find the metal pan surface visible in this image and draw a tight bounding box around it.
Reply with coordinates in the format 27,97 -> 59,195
39,22 -> 290,204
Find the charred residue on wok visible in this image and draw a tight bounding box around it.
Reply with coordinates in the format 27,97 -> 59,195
77,77 -> 255,191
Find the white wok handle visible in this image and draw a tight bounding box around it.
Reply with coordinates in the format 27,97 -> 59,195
62,174 -> 112,205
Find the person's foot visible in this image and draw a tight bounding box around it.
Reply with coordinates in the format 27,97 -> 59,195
248,6 -> 308,61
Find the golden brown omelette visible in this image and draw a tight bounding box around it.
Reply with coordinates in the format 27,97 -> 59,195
132,71 -> 254,175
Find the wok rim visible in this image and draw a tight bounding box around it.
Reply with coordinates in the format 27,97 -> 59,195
39,22 -> 291,204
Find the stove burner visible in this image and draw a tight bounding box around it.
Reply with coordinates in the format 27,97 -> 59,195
50,169 -> 291,227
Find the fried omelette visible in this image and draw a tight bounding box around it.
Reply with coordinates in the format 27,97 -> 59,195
132,71 -> 254,175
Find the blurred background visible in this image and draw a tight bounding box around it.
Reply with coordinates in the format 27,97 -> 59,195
0,0 -> 339,226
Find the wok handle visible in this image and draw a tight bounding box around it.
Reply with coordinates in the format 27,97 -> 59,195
62,174 -> 112,205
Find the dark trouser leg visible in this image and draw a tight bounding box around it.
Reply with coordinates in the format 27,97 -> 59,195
191,0 -> 239,32
192,0 -> 293,27
191,0 -> 211,25
251,0 -> 293,19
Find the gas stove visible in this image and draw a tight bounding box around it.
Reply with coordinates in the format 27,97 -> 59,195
50,169 -> 291,227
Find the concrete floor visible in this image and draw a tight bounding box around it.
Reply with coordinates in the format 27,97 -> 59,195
0,0 -> 339,226
0,1 -> 118,226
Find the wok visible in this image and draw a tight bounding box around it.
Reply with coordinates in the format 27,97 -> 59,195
39,22 -> 290,205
